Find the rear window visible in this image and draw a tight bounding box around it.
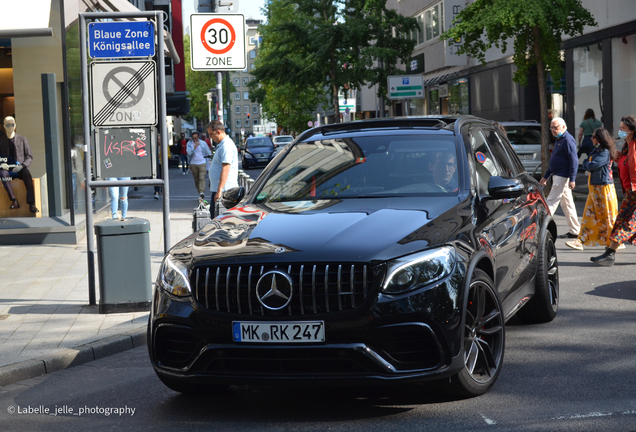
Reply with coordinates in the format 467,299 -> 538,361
504,126 -> 541,145
275,137 -> 293,143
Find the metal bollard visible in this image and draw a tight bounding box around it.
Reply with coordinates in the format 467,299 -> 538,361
246,178 -> 254,193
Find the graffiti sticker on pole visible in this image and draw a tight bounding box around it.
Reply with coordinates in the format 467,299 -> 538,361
90,60 -> 157,126
190,14 -> 246,71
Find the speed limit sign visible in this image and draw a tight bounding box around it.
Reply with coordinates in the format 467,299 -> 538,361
190,14 -> 246,71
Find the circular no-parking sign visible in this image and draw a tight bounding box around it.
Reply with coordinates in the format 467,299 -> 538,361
200,18 -> 236,55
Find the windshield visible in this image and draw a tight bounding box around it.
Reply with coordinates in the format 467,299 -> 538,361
255,135 -> 459,203
247,138 -> 272,148
275,137 -> 293,143
505,126 -> 541,145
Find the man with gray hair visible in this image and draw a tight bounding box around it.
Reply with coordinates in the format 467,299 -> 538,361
539,117 -> 580,238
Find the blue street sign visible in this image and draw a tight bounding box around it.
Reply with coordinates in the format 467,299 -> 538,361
88,21 -> 155,58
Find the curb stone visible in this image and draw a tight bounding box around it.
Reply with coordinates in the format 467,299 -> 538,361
0,327 -> 147,387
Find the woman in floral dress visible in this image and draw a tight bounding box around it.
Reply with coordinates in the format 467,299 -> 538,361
591,116 -> 636,266
566,128 -> 618,250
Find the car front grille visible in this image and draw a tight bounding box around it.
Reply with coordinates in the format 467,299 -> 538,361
191,263 -> 379,316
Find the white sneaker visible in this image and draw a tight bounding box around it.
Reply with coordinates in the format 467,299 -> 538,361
182,172 -> 186,176
565,239 -> 584,251
617,243 -> 626,250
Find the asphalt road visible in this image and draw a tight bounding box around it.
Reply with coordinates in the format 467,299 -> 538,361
1,172 -> 635,431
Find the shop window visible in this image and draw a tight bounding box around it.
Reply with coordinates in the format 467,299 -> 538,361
574,43 -> 603,132
612,34 -> 636,133
428,86 -> 440,114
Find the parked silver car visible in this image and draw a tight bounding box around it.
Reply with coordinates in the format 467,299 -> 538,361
501,121 -> 543,178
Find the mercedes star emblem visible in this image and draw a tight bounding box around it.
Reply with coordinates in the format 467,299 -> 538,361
256,270 -> 293,310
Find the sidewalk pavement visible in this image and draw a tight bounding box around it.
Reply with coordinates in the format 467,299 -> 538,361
0,166 -> 216,386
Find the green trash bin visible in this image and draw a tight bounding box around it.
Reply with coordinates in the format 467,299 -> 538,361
95,217 -> 152,314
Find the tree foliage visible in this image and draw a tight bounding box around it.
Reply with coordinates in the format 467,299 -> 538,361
442,0 -> 596,171
251,0 -> 417,127
183,35 -> 235,126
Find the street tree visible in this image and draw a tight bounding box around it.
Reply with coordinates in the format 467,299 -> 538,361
250,81 -> 325,135
441,0 -> 596,173
183,35 -> 235,126
252,0 -> 417,123
344,0 -> 418,116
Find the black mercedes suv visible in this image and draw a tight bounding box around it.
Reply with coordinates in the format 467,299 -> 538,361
148,116 -> 559,398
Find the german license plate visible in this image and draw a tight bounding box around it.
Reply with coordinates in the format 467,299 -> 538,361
232,321 -> 325,343
519,155 -> 533,160
257,158 -> 268,163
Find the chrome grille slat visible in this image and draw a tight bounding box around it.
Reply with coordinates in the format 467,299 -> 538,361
299,265 -> 305,315
350,265 -> 356,308
248,266 -> 253,315
312,265 -> 317,313
225,268 -> 231,312
205,268 -> 210,310
193,263 -> 373,316
324,265 -> 330,313
195,269 -> 200,302
236,267 -> 242,314
337,265 -> 343,311
215,268 -> 220,311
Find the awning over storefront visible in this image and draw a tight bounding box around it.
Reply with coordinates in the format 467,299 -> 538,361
422,65 -> 467,86
81,0 -> 180,64
0,0 -> 53,38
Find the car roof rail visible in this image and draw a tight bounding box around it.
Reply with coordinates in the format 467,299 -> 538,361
296,117 -> 455,142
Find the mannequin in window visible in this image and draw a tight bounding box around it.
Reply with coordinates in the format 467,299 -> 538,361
0,116 -> 39,213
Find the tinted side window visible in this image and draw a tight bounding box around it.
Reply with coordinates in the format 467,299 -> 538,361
495,131 -> 526,174
470,130 -> 502,196
483,128 -> 516,177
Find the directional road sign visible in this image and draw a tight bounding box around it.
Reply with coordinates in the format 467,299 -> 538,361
388,75 -> 424,100
190,14 -> 246,71
90,60 -> 157,126
88,21 -> 155,58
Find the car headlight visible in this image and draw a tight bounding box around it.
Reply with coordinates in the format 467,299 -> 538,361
244,152 -> 254,159
159,254 -> 191,297
382,246 -> 456,294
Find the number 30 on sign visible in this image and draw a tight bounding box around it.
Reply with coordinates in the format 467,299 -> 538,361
190,14 -> 246,71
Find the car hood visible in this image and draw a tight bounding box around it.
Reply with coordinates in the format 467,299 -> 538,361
171,197 -> 467,265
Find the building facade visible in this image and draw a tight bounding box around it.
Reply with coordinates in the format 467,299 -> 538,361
382,0 -> 636,135
0,0 -> 186,244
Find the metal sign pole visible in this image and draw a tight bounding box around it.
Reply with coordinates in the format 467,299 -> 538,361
79,14 -> 96,305
80,11 -> 172,305
156,11 -> 171,254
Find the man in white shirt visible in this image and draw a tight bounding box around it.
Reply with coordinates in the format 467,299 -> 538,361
186,131 -> 212,196
206,121 -> 239,216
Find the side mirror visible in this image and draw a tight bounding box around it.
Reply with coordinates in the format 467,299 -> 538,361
487,176 -> 524,199
221,187 -> 245,208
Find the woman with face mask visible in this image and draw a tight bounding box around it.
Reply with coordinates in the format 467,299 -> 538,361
565,127 -> 618,251
591,115 -> 636,265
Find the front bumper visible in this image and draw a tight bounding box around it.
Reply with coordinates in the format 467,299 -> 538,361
148,265 -> 467,386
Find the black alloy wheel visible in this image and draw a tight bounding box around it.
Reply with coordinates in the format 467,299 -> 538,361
517,231 -> 559,323
439,269 -> 504,398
